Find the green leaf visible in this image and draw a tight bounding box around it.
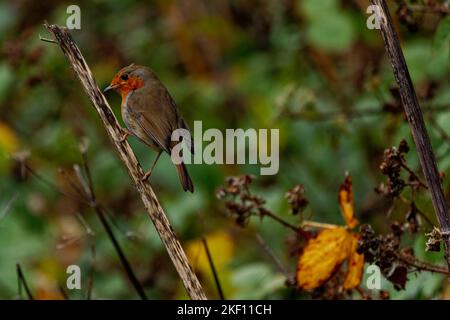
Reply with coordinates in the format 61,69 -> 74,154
231,263 -> 284,299
434,17 -> 450,51
308,13 -> 355,52
300,0 -> 337,18
434,17 -> 450,63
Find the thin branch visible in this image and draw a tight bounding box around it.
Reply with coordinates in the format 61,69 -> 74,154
24,154 -> 147,299
16,264 -> 33,300
255,233 -> 295,286
263,208 -> 338,232
75,212 -> 95,237
398,195 -> 435,228
398,254 -> 450,276
284,104 -> 450,123
86,244 -> 96,300
77,150 -> 147,300
60,168 -> 87,200
43,23 -> 206,299
58,285 -> 70,300
427,115 -> 450,154
262,210 -> 300,232
0,193 -> 18,224
21,162 -> 91,206
372,0 -> 450,276
201,238 -> 225,300
301,220 -> 339,230
400,162 -> 428,190
95,204 -> 148,299
82,156 -> 95,200
39,34 -> 57,44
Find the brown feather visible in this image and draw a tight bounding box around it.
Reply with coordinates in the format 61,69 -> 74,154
117,65 -> 194,192
176,163 -> 194,193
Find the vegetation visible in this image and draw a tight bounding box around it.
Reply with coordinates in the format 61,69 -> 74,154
1,0 -> 450,299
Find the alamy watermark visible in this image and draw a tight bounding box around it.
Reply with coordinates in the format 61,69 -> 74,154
366,4 -> 382,30
365,264 -> 381,290
170,121 -> 279,175
66,265 -> 81,290
66,5 -> 81,30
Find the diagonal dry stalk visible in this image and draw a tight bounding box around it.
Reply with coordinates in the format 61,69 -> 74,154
43,23 -> 206,300
372,0 -> 450,277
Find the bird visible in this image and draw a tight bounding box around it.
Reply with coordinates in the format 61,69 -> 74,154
103,64 -> 194,192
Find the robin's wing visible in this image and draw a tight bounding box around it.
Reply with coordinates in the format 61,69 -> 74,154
162,90 -> 194,155
127,88 -> 180,154
131,87 -> 193,155
131,110 -> 171,154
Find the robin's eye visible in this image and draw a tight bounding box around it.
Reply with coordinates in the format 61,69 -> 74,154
120,74 -> 129,81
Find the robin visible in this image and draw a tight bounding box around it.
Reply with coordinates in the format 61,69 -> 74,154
104,64 -> 194,192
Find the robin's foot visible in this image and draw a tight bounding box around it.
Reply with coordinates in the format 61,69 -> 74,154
118,128 -> 131,143
141,169 -> 153,182
141,150 -> 163,182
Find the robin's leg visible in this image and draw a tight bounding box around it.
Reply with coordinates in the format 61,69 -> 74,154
118,127 -> 132,143
142,150 -> 163,182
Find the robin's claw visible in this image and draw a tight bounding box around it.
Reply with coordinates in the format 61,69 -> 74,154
141,170 -> 153,182
141,151 -> 162,183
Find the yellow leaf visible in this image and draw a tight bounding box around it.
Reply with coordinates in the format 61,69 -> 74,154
186,230 -> 234,274
183,230 -> 235,299
297,227 -> 352,290
338,174 -> 358,229
343,234 -> 365,289
35,289 -> 65,300
0,122 -> 19,153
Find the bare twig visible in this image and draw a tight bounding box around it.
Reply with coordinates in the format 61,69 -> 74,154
39,34 -> 57,44
58,285 -> 70,300
24,158 -> 147,299
284,104 -> 450,123
301,220 -> 339,230
398,254 -> 450,276
0,193 -> 18,224
86,244 -> 96,300
76,153 -> 147,300
261,210 -> 299,232
372,0 -> 450,277
399,162 -> 428,190
201,238 -> 225,300
21,162 -> 91,206
16,264 -> 33,300
43,23 -> 206,299
95,204 -> 148,299
398,197 -> 435,228
264,210 -> 337,232
255,234 -> 294,286
427,115 -> 450,155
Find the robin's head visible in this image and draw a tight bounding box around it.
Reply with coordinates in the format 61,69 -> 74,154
104,64 -> 154,96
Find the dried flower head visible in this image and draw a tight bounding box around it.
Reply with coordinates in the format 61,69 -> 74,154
285,185 -> 309,215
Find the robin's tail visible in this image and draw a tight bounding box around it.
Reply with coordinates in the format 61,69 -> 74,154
175,163 -> 194,193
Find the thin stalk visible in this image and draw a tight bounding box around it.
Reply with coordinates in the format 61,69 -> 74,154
202,238 -> 225,300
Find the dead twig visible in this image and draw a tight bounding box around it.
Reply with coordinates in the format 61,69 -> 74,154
74,152 -> 148,300
16,264 -> 33,300
202,238 -> 225,300
372,0 -> 450,278
43,23 -> 206,299
256,234 -> 295,286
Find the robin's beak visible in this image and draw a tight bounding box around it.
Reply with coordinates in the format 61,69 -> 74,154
103,84 -> 119,93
